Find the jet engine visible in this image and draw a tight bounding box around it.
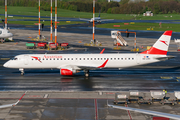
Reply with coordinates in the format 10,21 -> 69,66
60,68 -> 77,76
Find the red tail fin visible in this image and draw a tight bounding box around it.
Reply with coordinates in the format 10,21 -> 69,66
140,31 -> 172,55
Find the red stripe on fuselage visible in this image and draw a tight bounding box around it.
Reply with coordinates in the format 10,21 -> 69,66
31,56 -> 42,63
140,47 -> 167,55
98,59 -> 109,68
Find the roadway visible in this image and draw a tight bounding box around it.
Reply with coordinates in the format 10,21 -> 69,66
1,48 -> 180,92
2,22 -> 180,40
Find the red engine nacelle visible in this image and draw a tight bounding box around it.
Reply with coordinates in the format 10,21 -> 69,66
60,68 -> 76,76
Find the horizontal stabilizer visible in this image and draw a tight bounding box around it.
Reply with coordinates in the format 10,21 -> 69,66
154,56 -> 175,61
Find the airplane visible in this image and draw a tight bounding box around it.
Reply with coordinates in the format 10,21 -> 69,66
107,103 -> 180,120
3,31 -> 173,77
79,12 -> 113,23
0,28 -> 13,42
0,91 -> 26,109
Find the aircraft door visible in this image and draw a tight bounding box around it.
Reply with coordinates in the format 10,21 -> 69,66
24,55 -> 29,65
136,54 -> 141,64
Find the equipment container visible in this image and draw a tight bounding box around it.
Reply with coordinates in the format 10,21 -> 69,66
114,93 -> 129,105
129,90 -> 139,102
150,90 -> 165,99
174,91 -> 180,104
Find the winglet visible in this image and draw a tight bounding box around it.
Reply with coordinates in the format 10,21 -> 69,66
100,48 -> 105,54
98,59 -> 108,68
13,91 -> 27,106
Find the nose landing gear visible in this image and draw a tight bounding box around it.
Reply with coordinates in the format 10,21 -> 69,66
19,68 -> 24,76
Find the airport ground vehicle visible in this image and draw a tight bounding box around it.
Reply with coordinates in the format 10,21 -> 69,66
37,42 -> 47,49
49,42 -> 58,50
26,42 -> 36,49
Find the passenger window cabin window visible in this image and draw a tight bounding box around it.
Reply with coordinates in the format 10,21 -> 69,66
57,58 -> 59,60
64,58 -> 66,60
104,58 -> 106,60
132,58 -> 134,60
118,58 -> 120,60
71,58 -> 73,60
50,58 -> 51,60
61,58 -> 62,60
98,58 -> 99,60
121,58 -> 123,60
101,58 -> 102,60
84,58 -> 85,60
46,58 -> 48,60
94,58 -> 96,60
76,58 -> 77,60
114,58 -> 116,60
80,58 -> 81,60
87,58 -> 89,60
54,58 -> 55,60
91,58 -> 92,60
111,58 -> 112,60
129,58 -> 130,60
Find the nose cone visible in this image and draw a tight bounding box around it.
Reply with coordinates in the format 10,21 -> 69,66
3,62 -> 9,68
8,33 -> 13,37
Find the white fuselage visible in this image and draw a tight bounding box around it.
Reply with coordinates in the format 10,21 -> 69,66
3,53 -> 163,69
0,28 -> 13,39
90,17 -> 101,22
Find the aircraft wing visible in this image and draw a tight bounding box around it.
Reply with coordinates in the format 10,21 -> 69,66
79,18 -> 90,21
0,91 -> 27,109
77,65 -> 98,70
58,65 -> 100,70
108,104 -> 180,120
100,19 -> 114,22
0,103 -> 16,109
57,59 -> 109,70
154,55 -> 175,61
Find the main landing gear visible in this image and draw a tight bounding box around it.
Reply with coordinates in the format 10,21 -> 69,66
19,68 -> 24,76
84,70 -> 89,77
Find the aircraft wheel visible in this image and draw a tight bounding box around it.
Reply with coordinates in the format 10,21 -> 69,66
84,70 -> 89,77
21,72 -> 24,76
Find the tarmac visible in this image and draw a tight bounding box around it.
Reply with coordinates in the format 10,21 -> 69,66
1,91 -> 180,120
0,29 -> 180,119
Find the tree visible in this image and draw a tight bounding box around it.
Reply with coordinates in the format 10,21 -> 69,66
154,3 -> 160,14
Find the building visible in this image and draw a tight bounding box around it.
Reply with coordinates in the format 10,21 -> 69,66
143,11 -> 153,16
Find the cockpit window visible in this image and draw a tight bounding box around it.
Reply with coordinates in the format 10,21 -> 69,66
12,57 -> 18,60
0,30 -> 2,34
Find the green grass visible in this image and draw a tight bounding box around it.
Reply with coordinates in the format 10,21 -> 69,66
7,21 -> 84,25
96,22 -> 180,32
0,16 -> 49,20
1,6 -> 180,31
1,6 -> 180,20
